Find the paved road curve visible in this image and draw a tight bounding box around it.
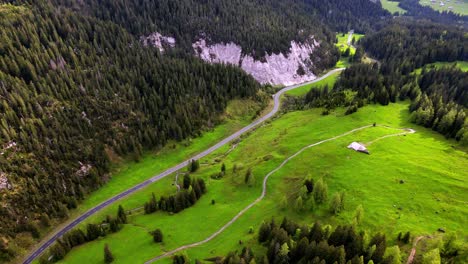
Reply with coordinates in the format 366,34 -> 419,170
23,68 -> 345,264
144,125 -> 416,263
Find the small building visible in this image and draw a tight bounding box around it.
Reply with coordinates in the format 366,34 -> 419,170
347,142 -> 370,154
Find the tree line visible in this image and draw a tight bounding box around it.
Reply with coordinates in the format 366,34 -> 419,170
37,205 -> 127,263
222,218 -> 397,264
144,175 -> 207,214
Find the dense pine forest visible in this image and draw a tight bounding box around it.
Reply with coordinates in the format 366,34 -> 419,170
40,0 -> 389,58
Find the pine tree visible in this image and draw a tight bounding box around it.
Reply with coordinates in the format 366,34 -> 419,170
152,229 -> 163,243
312,178 -> 328,204
104,244 -> 114,263
117,205 -> 127,224
183,174 -> 191,189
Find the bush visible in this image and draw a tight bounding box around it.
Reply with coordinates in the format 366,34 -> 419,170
152,229 -> 163,243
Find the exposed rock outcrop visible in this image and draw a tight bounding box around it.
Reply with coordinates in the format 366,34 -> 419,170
193,37 -> 319,86
0,172 -> 11,190
141,32 -> 176,52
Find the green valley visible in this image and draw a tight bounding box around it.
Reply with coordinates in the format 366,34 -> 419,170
50,101 -> 468,264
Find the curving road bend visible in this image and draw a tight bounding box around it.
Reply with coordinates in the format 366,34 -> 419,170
144,125 -> 416,263
23,68 -> 345,264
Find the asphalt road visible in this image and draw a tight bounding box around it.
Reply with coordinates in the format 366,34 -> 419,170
23,68 -> 345,264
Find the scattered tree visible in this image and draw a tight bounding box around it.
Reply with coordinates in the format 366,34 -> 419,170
104,244 -> 114,263
152,229 -> 163,243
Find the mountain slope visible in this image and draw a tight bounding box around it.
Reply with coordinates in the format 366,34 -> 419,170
0,2 -> 261,261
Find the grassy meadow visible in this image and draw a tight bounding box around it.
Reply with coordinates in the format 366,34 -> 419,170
381,0 -> 407,14
53,101 -> 468,264
419,0 -> 468,16
413,61 -> 468,74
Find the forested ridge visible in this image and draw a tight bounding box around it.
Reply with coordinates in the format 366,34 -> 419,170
0,2 -> 262,260
31,0 -> 389,58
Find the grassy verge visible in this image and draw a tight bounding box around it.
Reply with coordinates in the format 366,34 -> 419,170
285,70 -> 342,97
56,101 -> 468,264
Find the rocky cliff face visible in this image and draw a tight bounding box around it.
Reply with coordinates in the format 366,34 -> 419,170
193,37 -> 319,86
142,32 -> 319,86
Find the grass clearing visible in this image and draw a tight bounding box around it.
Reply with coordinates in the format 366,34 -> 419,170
413,61 -> 468,74
419,0 -> 468,16
336,33 -> 364,55
381,0 -> 407,14
285,70 -> 341,97
56,101 -> 468,264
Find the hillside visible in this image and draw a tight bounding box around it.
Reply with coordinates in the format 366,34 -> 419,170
0,0 -> 389,261
0,2 -> 261,261
44,0 -> 389,86
1,0 -> 467,264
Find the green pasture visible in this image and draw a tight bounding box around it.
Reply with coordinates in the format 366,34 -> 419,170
419,0 -> 468,16
381,0 -> 407,14
413,61 -> 468,74
55,102 -> 468,264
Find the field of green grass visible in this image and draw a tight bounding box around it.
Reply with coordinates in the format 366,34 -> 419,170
54,101 -> 468,264
419,0 -> 468,16
285,70 -> 341,97
336,33 -> 364,55
413,61 -> 468,74
381,0 -> 407,14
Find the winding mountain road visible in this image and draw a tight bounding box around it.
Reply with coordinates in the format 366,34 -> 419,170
23,68 -> 345,264
144,125 -> 415,263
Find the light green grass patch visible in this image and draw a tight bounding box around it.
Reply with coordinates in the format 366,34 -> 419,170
285,70 -> 341,97
381,0 -> 407,14
413,61 -> 468,74
419,0 -> 468,16
57,102 -> 468,264
336,33 -> 365,55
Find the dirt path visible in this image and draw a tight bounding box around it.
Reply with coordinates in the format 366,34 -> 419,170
367,127 -> 416,145
407,235 -> 431,264
144,125 -> 415,263
174,172 -> 182,192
